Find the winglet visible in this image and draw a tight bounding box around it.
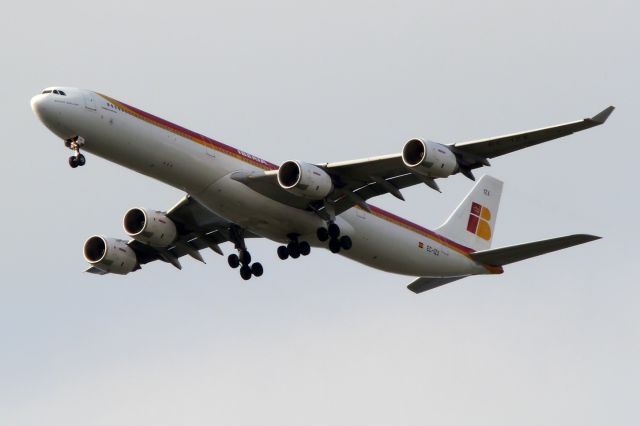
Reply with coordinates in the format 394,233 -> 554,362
590,106 -> 615,124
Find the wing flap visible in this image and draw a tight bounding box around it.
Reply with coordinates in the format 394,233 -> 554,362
469,234 -> 601,266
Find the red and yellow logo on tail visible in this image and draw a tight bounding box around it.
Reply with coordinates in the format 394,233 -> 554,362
467,202 -> 492,241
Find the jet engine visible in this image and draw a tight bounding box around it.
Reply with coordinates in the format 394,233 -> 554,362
83,236 -> 138,275
123,208 -> 178,247
277,160 -> 334,200
402,139 -> 459,178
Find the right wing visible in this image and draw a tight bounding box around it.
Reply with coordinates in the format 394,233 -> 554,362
87,195 -> 257,274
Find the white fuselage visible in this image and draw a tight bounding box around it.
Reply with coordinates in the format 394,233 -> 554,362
31,87 -> 493,278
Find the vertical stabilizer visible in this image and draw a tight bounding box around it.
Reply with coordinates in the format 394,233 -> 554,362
436,175 -> 503,252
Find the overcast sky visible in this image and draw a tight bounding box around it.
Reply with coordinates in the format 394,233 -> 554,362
1,0 -> 638,424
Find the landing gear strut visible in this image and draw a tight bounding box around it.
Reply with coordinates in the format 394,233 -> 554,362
227,225 -> 263,280
317,222 -> 352,254
277,234 -> 311,260
66,136 -> 86,168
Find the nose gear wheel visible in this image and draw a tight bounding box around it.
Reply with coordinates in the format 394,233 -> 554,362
66,136 -> 86,168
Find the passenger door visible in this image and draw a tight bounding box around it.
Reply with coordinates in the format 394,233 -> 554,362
83,91 -> 97,112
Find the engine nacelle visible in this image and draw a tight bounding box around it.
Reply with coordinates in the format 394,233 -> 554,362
402,139 -> 459,178
123,208 -> 177,247
277,160 -> 334,200
83,236 -> 138,275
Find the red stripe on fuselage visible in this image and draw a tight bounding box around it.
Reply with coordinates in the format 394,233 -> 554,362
368,205 -> 471,254
99,93 -> 278,171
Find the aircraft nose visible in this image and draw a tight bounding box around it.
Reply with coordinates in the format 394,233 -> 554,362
31,93 -> 49,119
31,90 -> 76,139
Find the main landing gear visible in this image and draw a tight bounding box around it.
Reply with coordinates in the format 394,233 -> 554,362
277,234 -> 311,260
317,222 -> 352,254
227,225 -> 263,281
65,136 -> 86,168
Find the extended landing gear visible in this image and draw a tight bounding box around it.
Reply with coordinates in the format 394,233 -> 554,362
317,223 -> 352,254
277,234 -> 311,260
65,136 -> 86,168
227,225 -> 263,281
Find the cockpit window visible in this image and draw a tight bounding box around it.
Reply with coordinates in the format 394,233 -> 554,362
42,89 -> 66,96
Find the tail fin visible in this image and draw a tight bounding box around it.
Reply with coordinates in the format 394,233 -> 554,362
436,175 -> 503,251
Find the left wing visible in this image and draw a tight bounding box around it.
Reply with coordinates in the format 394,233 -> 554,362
234,106 -> 614,217
231,164 -> 425,218
451,106 -> 615,167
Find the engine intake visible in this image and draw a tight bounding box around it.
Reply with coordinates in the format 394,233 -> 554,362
402,139 -> 459,178
83,236 -> 137,275
277,160 -> 333,200
123,208 -> 177,247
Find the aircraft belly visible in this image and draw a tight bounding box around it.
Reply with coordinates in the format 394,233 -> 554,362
196,178 -> 484,277
194,174 -> 326,242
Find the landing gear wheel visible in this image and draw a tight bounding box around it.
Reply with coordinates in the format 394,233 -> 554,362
64,139 -> 72,148
228,253 -> 240,268
329,238 -> 341,253
339,235 -> 352,250
239,250 -> 251,265
77,154 -> 86,166
251,262 -> 264,277
68,156 -> 79,168
277,245 -> 289,260
317,227 -> 329,242
240,265 -> 252,280
299,241 -> 311,256
328,223 -> 341,239
288,241 -> 300,259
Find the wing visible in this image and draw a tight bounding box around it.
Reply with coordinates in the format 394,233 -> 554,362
87,195 -> 256,274
231,164 -> 426,218
233,106 -> 614,217
452,106 -> 615,169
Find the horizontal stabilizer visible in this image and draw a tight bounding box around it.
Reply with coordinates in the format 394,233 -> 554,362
469,234 -> 601,266
407,276 -> 467,294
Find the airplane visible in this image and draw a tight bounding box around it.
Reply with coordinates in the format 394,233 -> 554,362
30,87 -> 613,293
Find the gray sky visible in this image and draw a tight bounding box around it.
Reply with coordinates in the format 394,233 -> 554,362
1,0 -> 638,424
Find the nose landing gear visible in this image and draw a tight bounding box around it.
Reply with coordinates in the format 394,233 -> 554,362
65,136 -> 86,168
